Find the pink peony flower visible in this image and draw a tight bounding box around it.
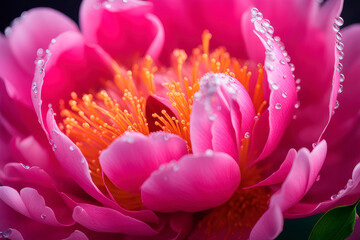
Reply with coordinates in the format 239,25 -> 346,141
1,0 -> 360,239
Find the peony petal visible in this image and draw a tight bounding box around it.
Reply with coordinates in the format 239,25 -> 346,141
249,148 -> 296,188
7,8 -> 79,75
99,132 -> 188,193
250,141 -> 327,239
80,0 -> 164,65
72,204 -> 158,235
63,230 -> 89,240
150,0 -> 250,63
249,10 -> 297,163
190,73 -> 255,160
0,186 -> 74,226
141,152 -> 240,212
249,205 -> 283,240
0,36 -> 32,107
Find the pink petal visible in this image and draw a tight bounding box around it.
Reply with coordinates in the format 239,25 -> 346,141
249,148 -> 296,188
63,230 -> 89,240
0,36 -> 32,107
250,141 -> 327,239
141,152 -> 240,212
248,11 -> 297,163
72,204 -> 158,235
80,0 -> 164,65
190,73 -> 255,160
150,0 -> 250,63
7,8 -> 79,75
99,132 -> 188,193
0,186 -> 74,226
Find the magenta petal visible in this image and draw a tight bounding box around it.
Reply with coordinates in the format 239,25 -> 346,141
99,132 -> 188,193
63,230 -> 89,240
249,205 -> 283,240
141,152 -> 240,212
80,0 -> 163,64
250,149 -> 297,188
7,8 -> 79,75
72,204 -> 158,235
0,36 -> 32,107
190,73 -> 255,159
250,12 -> 297,163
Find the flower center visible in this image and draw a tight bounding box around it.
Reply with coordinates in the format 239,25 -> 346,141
59,31 -> 267,210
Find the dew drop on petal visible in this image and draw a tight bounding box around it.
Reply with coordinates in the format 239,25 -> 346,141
208,113 -> 217,121
289,63 -> 295,72
280,60 -> 286,65
173,165 -> 180,172
205,149 -> 214,156
69,146 -> 74,151
334,100 -> 339,109
275,103 -> 282,110
336,32 -> 342,41
335,16 -> 344,26
340,73 -> 345,83
271,83 -> 279,90
336,41 -> 344,51
330,194 -> 337,200
333,23 -> 340,32
338,50 -> 344,60
338,84 -> 343,93
347,179 -> 353,188
244,132 -> 250,139
251,8 -> 259,17
316,175 -> 321,181
41,214 -> 47,220
294,101 -> 300,109
282,92 -> 287,98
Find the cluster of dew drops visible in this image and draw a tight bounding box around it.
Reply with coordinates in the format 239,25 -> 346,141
250,8 -> 300,118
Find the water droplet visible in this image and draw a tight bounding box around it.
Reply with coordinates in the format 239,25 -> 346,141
244,132 -> 250,139
316,175 -> 321,181
334,16 -> 344,26
275,103 -> 282,110
283,75 -> 287,79
289,63 -> 295,72
164,135 -> 170,141
339,73 -> 345,82
338,50 -> 344,60
36,59 -> 44,66
332,23 -> 340,32
37,48 -> 44,57
266,64 -> 274,71
334,100 -> 339,109
123,0 -> 128,2
205,149 -> 214,156
4,27 -> 12,36
251,8 -> 259,17
267,25 -> 274,35
271,83 -> 279,90
173,165 -> 179,172
32,84 -> 38,94
254,116 -> 259,121
69,146 -> 74,151
347,179 -> 353,188
52,144 -> 57,151
338,189 -> 345,196
41,214 -> 47,219
256,12 -> 263,21
294,101 -> 300,109
336,32 -> 342,41
296,86 -> 301,92
2,229 -> 11,238
207,112 -> 217,121
81,157 -> 86,163
49,139 -> 54,145
330,194 -> 337,200
280,60 -> 286,65
51,38 -> 56,44
336,41 -> 344,51
312,142 -> 317,148
282,92 -> 287,98
103,2 -> 111,8
338,84 -> 343,93
285,56 -> 291,62
295,78 -> 301,84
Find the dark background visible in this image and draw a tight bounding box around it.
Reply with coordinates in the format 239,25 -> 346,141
0,0 -> 359,239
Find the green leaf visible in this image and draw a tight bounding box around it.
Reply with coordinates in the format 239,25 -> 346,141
308,199 -> 360,240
